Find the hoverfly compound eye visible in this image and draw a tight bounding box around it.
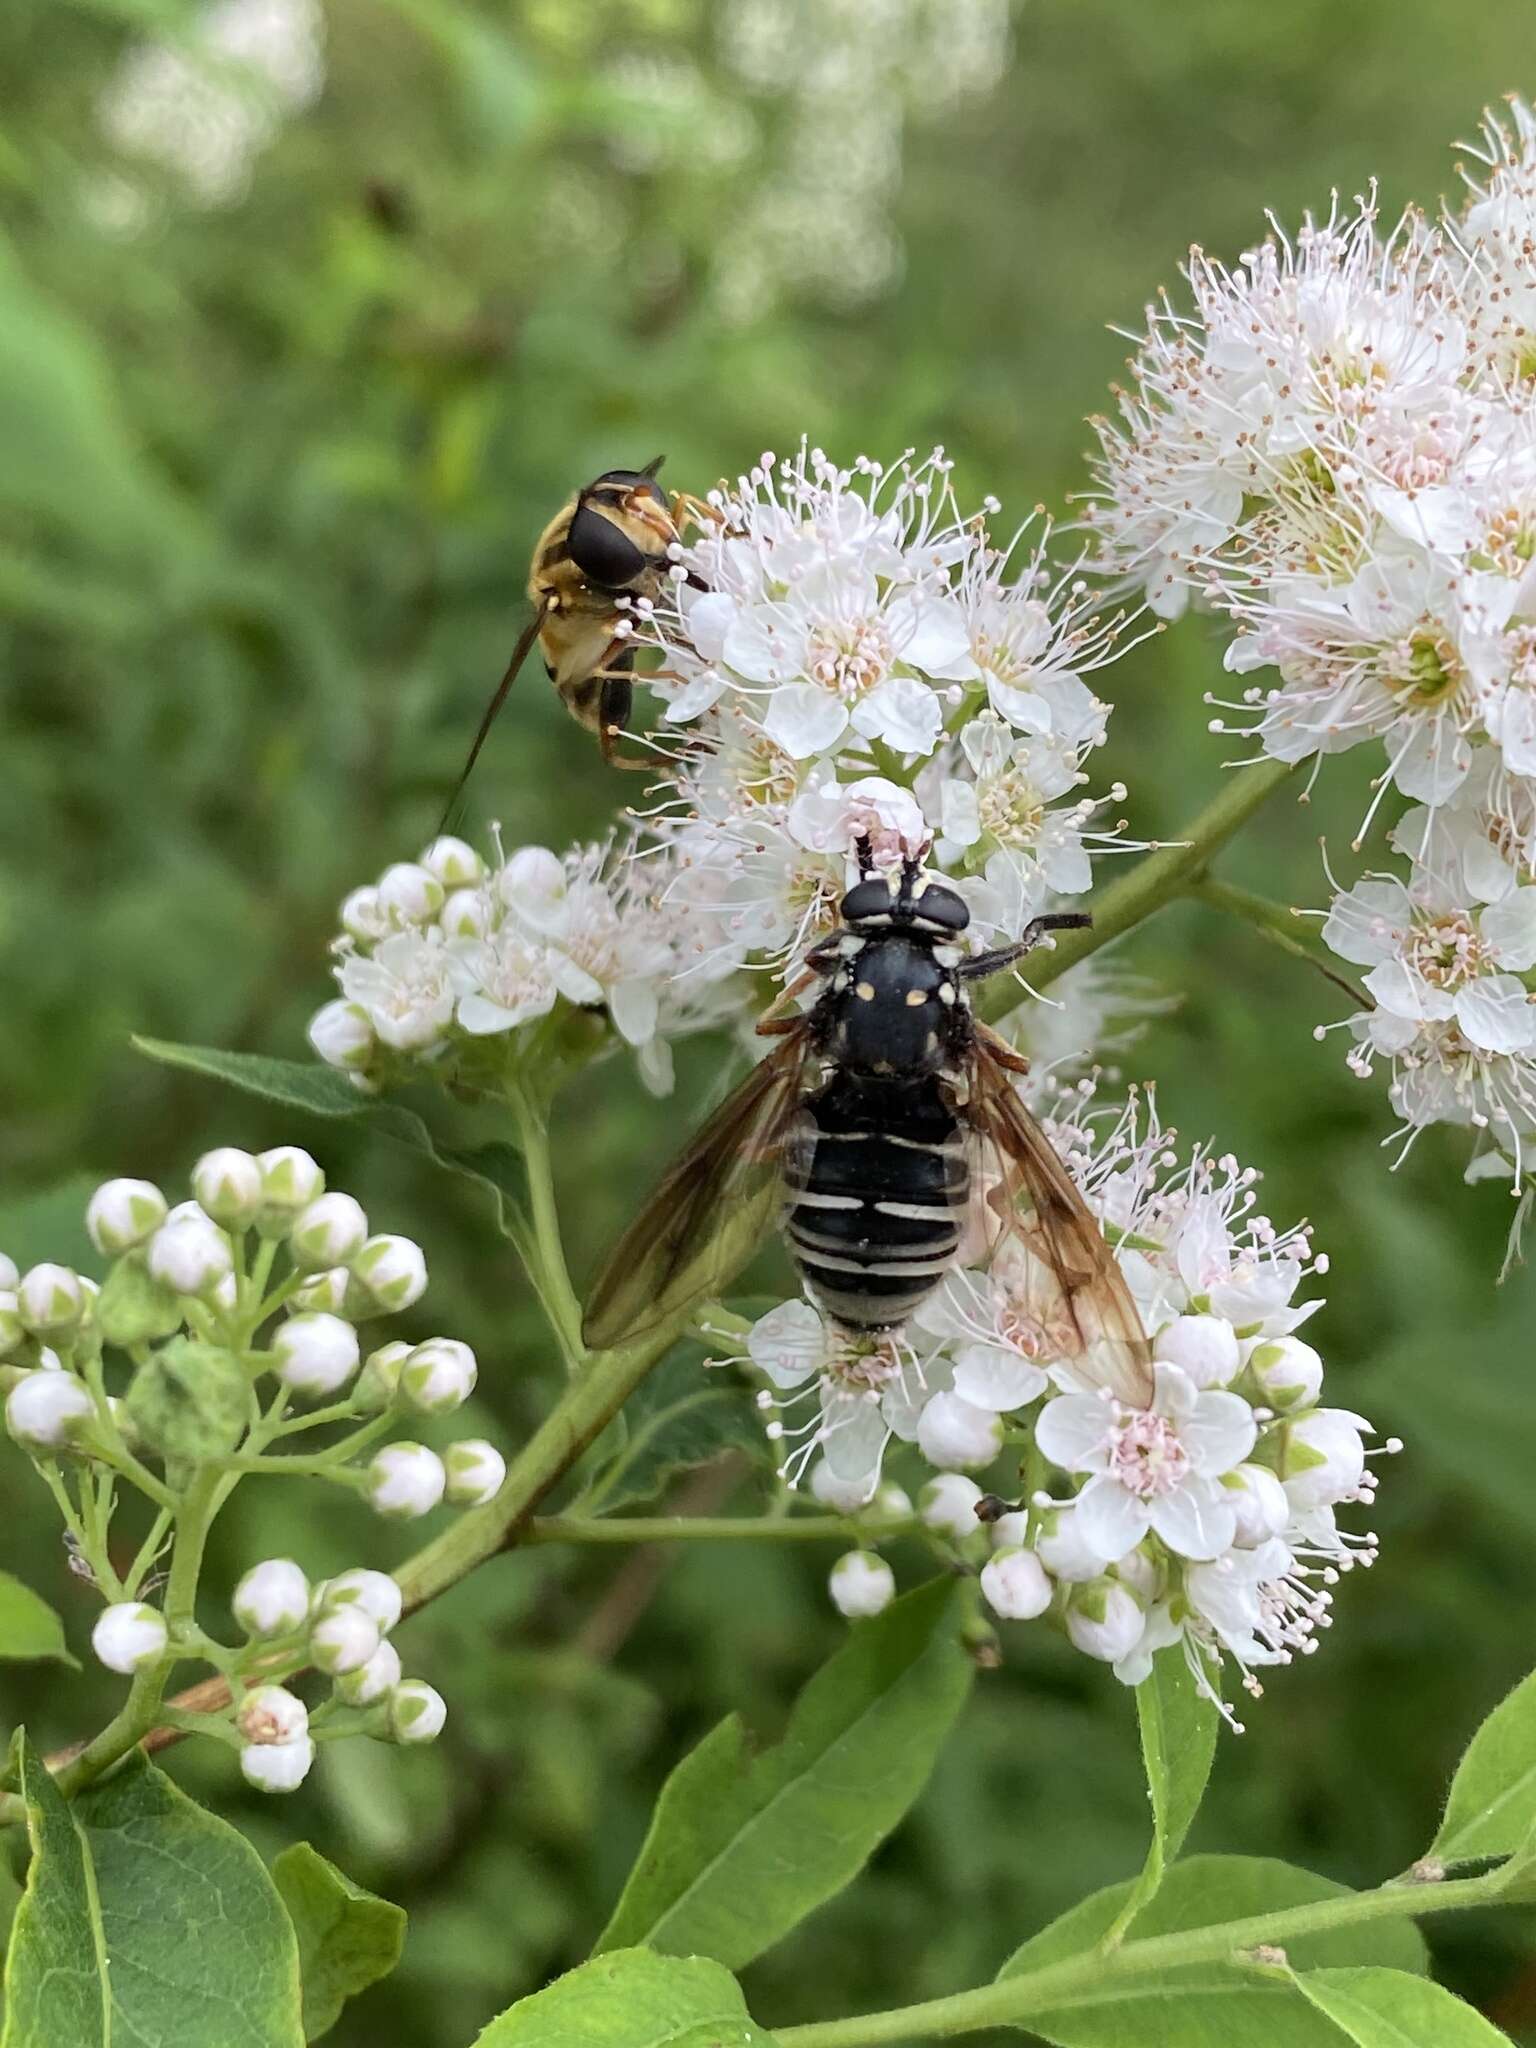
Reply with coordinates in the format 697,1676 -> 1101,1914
910,880 -> 970,932
566,500 -> 650,591
840,877 -> 897,925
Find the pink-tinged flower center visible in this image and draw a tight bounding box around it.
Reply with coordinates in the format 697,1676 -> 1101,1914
827,1335 -> 902,1394
998,1298 -> 1076,1360
807,619 -> 893,701
978,768 -> 1046,849
1407,911 -> 1488,990
1107,1410 -> 1190,1499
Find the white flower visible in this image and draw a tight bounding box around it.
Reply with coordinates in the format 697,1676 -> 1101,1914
912,1239 -> 1055,1412
918,1472 -> 984,1539
146,1212 -> 233,1299
376,861 -> 445,925
828,1550 -> 896,1618
401,1338 -> 477,1415
191,1148 -> 264,1228
915,1391 -> 1005,1471
1324,872 -> 1536,1054
310,1604 -> 381,1675
1154,1314 -> 1240,1389
92,1602 -> 168,1674
444,1439 -> 506,1506
350,1233 -> 427,1312
980,1546 -> 1053,1620
1065,1577 -> 1145,1663
308,999 -> 376,1072
446,921 -> 559,1036
334,1639 -> 402,1705
237,1685 -> 309,1746
1036,1362 -> 1256,1562
366,1442 -> 446,1519
271,1312 -> 360,1396
339,928 -> 456,1052
320,1568 -> 403,1633
1226,1462 -> 1292,1547
233,1559 -> 310,1638
1280,1408 -> 1369,1510
746,1299 -> 934,1493
389,1679 -> 447,1743
6,1370 -> 95,1452
86,1178 -> 167,1256
240,1736 -> 315,1792
289,1192 -> 369,1270
808,1459 -> 879,1514
17,1263 -> 87,1337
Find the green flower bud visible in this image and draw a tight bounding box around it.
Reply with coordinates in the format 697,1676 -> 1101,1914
126,1337 -> 249,1461
97,1255 -> 186,1349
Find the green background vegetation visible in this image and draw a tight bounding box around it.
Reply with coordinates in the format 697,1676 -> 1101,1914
3,2 -> 1536,2041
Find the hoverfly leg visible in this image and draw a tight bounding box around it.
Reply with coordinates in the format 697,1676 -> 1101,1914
958,911 -> 1093,981
596,667 -> 651,772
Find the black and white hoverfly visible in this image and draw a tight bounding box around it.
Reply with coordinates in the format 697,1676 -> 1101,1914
583,843 -> 1153,1409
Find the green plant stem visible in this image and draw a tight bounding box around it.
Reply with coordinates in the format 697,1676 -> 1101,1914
977,756 -> 1301,1021
1188,875 -> 1368,1006
775,1868 -> 1510,2048
525,1513 -> 918,1545
507,1083 -> 584,1370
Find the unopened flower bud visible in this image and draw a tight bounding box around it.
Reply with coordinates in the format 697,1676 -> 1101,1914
376,861 -> 444,925
1036,1505 -> 1111,1583
86,1178 -> 167,1256
191,1148 -> 264,1228
7,1370 -> 94,1453
421,836 -> 484,888
311,1604 -> 381,1675
308,1000 -> 376,1072
828,1550 -> 895,1618
341,886 -> 387,943
808,1460 -> 877,1514
868,1481 -> 912,1520
1249,1336 -> 1325,1413
237,1684 -> 309,1746
290,1193 -> 369,1271
444,1438 -> 505,1506
389,1679 -> 446,1744
401,1338 -> 476,1415
271,1313 -> 360,1397
288,1268 -> 356,1317
919,1473 -> 984,1539
1155,1313 -> 1240,1388
440,888 -> 493,940
334,1638 -> 401,1705
1227,1462 -> 1291,1546
916,1391 -> 1004,1471
366,1442 -> 445,1519
255,1147 -> 326,1236
981,1546 -> 1053,1621
146,1214 -> 233,1299
18,1264 -> 86,1338
353,1340 -> 410,1414
1065,1578 -> 1145,1663
987,1510 -> 1030,1550
233,1559 -> 311,1639
321,1568 -> 403,1633
240,1736 -> 315,1792
92,1602 -> 168,1674
351,1234 -> 427,1312
0,1253 -> 16,1289
1280,1409 -> 1367,1510
0,1291 -> 25,1357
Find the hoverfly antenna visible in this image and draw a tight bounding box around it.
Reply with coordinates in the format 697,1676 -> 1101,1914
854,832 -> 876,878
897,852 -> 922,914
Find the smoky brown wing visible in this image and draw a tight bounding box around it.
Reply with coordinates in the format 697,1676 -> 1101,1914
967,1046 -> 1153,1407
581,1028 -> 810,1351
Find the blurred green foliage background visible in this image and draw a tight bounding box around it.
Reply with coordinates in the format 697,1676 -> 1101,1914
4,1 -> 1536,2042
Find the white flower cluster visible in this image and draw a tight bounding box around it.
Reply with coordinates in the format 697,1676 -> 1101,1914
1088,101 -> 1536,1191
311,833 -> 745,1098
3,1150 -> 498,1784
745,1092 -> 1391,1725
632,445 -> 1137,978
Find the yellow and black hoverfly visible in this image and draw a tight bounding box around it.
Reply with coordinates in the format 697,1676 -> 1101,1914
583,847 -> 1154,1418
441,459 -> 714,820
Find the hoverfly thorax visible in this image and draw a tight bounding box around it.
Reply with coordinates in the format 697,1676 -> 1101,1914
824,859 -> 971,1080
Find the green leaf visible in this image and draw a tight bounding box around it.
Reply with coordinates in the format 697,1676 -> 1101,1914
1431,1670 -> 1536,1863
1295,1967 -> 1512,2046
125,1336 -> 249,1461
2,1736 -> 304,2047
472,1947 -> 776,2047
0,1576 -> 75,1668
1110,1647 -> 1217,1933
584,1350 -> 768,1514
271,1843 -> 406,2042
595,1576 -> 971,1969
997,1855 -> 1428,2047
